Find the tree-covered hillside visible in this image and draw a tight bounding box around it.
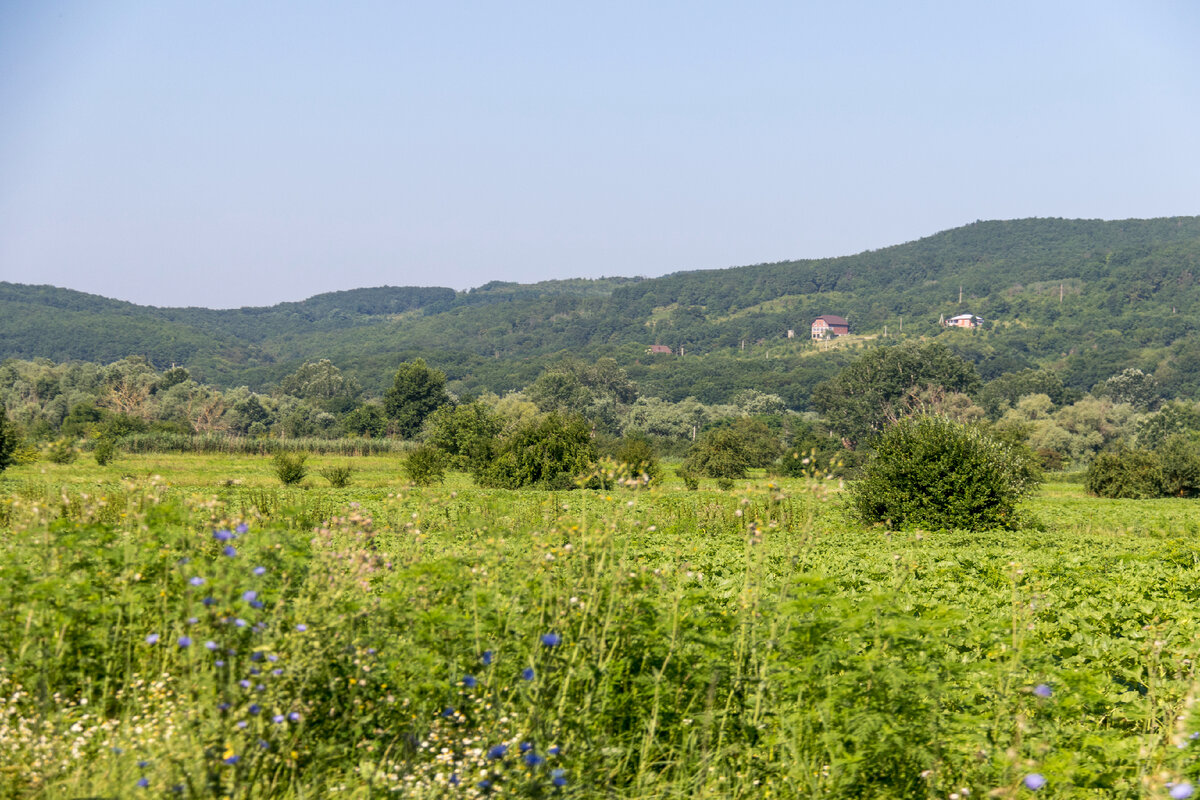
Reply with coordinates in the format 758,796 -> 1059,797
5,216 -> 1200,402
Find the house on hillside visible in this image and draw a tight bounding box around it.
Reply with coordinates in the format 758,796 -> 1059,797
946,313 -> 984,329
811,315 -> 850,339
647,344 -> 673,355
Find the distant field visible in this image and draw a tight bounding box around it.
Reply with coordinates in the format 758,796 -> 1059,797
2,454 -> 1199,798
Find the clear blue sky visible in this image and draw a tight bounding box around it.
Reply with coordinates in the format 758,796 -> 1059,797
2,1 -> 1198,309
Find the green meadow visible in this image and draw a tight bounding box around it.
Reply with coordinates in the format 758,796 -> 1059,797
3,454 -> 1200,799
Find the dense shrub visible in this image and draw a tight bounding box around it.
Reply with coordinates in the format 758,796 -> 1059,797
47,439 -> 77,464
612,435 -> 661,483
319,464 -> 354,488
93,437 -> 118,466
1157,434 -> 1200,498
404,444 -> 447,486
684,419 -> 780,480
477,413 -> 596,490
0,410 -> 15,474
1084,449 -> 1166,499
273,452 -> 309,485
850,415 -> 1042,530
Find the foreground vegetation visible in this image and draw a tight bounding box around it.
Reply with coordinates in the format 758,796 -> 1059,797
3,454 -> 1200,798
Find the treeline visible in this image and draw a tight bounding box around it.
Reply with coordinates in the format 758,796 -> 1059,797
4,217 -> 1200,401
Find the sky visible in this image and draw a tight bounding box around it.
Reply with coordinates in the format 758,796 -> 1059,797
2,2 -> 1199,309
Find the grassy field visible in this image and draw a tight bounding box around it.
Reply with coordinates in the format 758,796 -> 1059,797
3,453 -> 1200,798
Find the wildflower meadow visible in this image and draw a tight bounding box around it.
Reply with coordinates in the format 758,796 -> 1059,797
2,455 -> 1200,798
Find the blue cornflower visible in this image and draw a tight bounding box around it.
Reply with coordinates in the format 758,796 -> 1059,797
253,622 -> 267,632
222,545 -> 237,557
178,636 -> 192,648
189,576 -> 205,586
521,667 -> 535,681
253,566 -> 266,576
234,618 -> 247,628
251,651 -> 264,662
249,600 -> 264,609
272,668 -> 283,676
524,753 -> 545,767
442,707 -> 456,717
1023,773 -> 1046,790
224,754 -> 240,764
462,674 -> 478,688
205,640 -> 218,651
367,647 -> 377,655
145,633 -> 159,644
249,704 -> 261,715
478,780 -> 491,790
288,711 -> 301,722
217,702 -> 230,711
482,650 -> 494,665
1033,683 -> 1052,698
202,596 -> 216,607
137,777 -> 149,788
273,714 -> 285,724
256,683 -> 265,691
214,529 -> 233,542
249,667 -> 261,675
137,760 -> 150,768
236,720 -> 247,729
1172,784 -> 1196,800
267,654 -> 278,662
243,590 -> 258,603
540,633 -> 562,647
487,744 -> 508,759
551,768 -> 567,787
236,523 -> 249,534
519,742 -> 533,753
239,679 -> 251,689
215,660 -> 225,667
187,617 -> 198,625
548,745 -> 561,755
449,774 -> 460,785
295,623 -> 308,632
258,739 -> 270,749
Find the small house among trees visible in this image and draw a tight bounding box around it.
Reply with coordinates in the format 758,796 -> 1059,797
647,345 -> 673,355
946,314 -> 984,329
811,315 -> 850,339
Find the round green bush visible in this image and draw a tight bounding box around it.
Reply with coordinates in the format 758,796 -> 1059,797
1084,449 -> 1165,499
850,415 -> 1041,530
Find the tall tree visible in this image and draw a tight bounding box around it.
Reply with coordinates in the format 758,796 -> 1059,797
0,409 -> 17,474
814,341 -> 981,449
385,358 -> 451,438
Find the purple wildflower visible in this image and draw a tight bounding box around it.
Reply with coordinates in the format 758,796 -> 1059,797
236,523 -> 248,534
482,650 -> 494,665
462,674 -> 477,688
1172,784 -> 1196,800
253,566 -> 266,576
486,744 -> 508,759
214,529 -> 233,542
145,633 -> 159,645
521,667 -> 535,681
222,545 -> 237,557
177,636 -> 192,648
288,711 -> 301,722
137,777 -> 149,788
1033,683 -> 1052,698
295,623 -> 307,632
189,576 -> 205,586
243,590 -> 258,603
1024,773 -> 1046,790
205,640 -> 218,651
540,633 -> 562,647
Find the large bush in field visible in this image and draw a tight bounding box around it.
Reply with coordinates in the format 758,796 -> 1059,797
1084,449 -> 1166,499
478,413 -> 596,489
0,410 -> 16,474
850,415 -> 1041,530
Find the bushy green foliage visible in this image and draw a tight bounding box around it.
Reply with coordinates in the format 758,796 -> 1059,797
814,341 -> 982,448
0,410 -> 15,474
92,437 -> 118,466
385,358 -> 451,438
404,444 -> 447,486
684,418 -> 780,480
1157,434 -> 1200,497
272,451 -> 308,485
46,439 -> 77,464
423,400 -> 503,471
611,434 -> 661,483
1084,449 -> 1166,499
850,415 -> 1042,530
319,464 -> 354,488
477,413 -> 596,489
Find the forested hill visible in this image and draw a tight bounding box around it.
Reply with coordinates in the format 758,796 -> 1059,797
4,216 -> 1200,402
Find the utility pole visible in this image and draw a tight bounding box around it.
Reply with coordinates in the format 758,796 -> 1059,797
958,285 -> 963,304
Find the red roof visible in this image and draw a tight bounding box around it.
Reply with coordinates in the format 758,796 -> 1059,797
813,315 -> 849,328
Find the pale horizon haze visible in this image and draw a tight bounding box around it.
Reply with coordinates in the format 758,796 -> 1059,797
2,2 -> 1199,309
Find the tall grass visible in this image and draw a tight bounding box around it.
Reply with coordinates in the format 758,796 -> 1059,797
118,432 -> 409,456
